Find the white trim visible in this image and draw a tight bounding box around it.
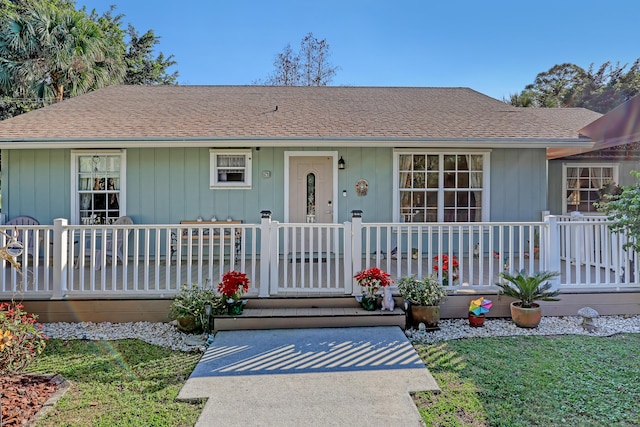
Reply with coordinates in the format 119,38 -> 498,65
209,149 -> 252,189
561,162 -> 618,215
70,150 -> 126,225
392,149 -> 491,222
284,151 -> 339,223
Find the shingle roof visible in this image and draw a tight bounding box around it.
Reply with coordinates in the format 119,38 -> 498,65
0,85 -> 602,143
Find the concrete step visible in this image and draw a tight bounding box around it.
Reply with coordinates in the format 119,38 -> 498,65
213,298 -> 406,331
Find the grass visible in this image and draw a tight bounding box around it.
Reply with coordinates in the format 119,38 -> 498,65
25,333 -> 640,426
413,334 -> 640,427
28,339 -> 204,427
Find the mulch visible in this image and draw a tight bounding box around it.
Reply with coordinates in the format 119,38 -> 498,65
1,374 -> 64,426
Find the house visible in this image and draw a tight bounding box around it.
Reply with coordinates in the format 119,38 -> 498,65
548,94 -> 640,215
0,86 -> 637,324
0,85 -> 601,226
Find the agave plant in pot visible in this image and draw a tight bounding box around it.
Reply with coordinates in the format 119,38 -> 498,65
496,269 -> 560,328
397,274 -> 446,327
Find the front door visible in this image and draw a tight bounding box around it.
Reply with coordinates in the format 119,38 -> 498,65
289,156 -> 334,224
288,155 -> 335,255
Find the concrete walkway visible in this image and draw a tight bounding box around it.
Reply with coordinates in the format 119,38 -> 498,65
177,326 -> 440,426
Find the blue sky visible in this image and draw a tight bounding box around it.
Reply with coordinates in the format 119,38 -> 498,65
77,0 -> 640,101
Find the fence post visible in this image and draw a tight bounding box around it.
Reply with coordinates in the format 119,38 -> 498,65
269,221 -> 279,295
350,210 -> 363,296
259,210 -> 271,297
545,214 -> 561,290
343,221 -> 353,294
52,218 -> 68,300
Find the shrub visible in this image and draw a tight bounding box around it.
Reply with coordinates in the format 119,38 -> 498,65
0,301 -> 47,374
168,283 -> 225,332
397,274 -> 447,306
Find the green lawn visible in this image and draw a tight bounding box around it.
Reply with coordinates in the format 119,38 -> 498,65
27,334 -> 640,426
29,340 -> 204,427
413,334 -> 640,427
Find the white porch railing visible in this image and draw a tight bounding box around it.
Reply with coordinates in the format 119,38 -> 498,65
556,214 -> 637,288
0,212 -> 638,300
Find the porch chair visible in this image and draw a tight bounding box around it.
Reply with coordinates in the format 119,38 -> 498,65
95,216 -> 133,270
5,215 -> 41,257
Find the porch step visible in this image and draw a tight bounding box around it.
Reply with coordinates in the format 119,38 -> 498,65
212,297 -> 406,331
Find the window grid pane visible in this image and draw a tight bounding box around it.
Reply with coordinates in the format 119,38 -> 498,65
565,166 -> 615,213
77,155 -> 121,224
399,153 -> 484,222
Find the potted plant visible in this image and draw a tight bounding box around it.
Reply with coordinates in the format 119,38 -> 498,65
397,274 -> 446,327
496,269 -> 560,328
169,283 -> 224,332
218,270 -> 250,315
468,297 -> 492,327
433,254 -> 459,286
354,267 -> 393,310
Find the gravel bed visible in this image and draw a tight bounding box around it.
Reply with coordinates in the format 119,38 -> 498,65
406,315 -> 640,343
41,321 -> 207,352
41,315 -> 640,353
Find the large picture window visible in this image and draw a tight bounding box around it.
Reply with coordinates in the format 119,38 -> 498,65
210,149 -> 252,189
563,164 -> 617,214
395,151 -> 489,222
71,151 -> 126,225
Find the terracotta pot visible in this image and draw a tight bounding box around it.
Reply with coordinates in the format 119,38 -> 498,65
410,305 -> 440,327
468,313 -> 485,327
510,301 -> 542,328
176,316 -> 198,332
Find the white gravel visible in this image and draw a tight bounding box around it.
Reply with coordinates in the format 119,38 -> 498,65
41,321 -> 208,352
41,315 -> 640,353
406,315 -> 640,343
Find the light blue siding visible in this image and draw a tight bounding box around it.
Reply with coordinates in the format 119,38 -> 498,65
2,146 -> 548,225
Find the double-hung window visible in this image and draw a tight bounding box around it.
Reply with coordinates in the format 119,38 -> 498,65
210,149 -> 252,189
394,151 -> 489,222
563,164 -> 617,214
71,151 -> 126,225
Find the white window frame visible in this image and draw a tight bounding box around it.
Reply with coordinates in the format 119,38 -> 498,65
71,150 -> 126,225
393,149 -> 491,222
562,163 -> 618,215
210,149 -> 252,189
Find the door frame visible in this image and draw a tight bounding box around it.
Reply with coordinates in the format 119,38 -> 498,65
284,151 -> 339,223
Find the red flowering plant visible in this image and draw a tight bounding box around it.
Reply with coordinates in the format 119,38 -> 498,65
217,270 -> 250,302
0,301 -> 47,374
433,254 -> 460,285
354,267 -> 394,298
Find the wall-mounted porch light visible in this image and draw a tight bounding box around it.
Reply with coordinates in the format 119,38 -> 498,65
338,156 -> 346,170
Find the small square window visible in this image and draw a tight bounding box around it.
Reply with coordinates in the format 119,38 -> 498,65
210,150 -> 252,189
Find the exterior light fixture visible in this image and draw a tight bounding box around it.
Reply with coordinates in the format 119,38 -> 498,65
338,156 -> 345,170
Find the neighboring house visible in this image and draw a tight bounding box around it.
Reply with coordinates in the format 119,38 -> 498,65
548,94 -> 640,215
0,86 -> 601,226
